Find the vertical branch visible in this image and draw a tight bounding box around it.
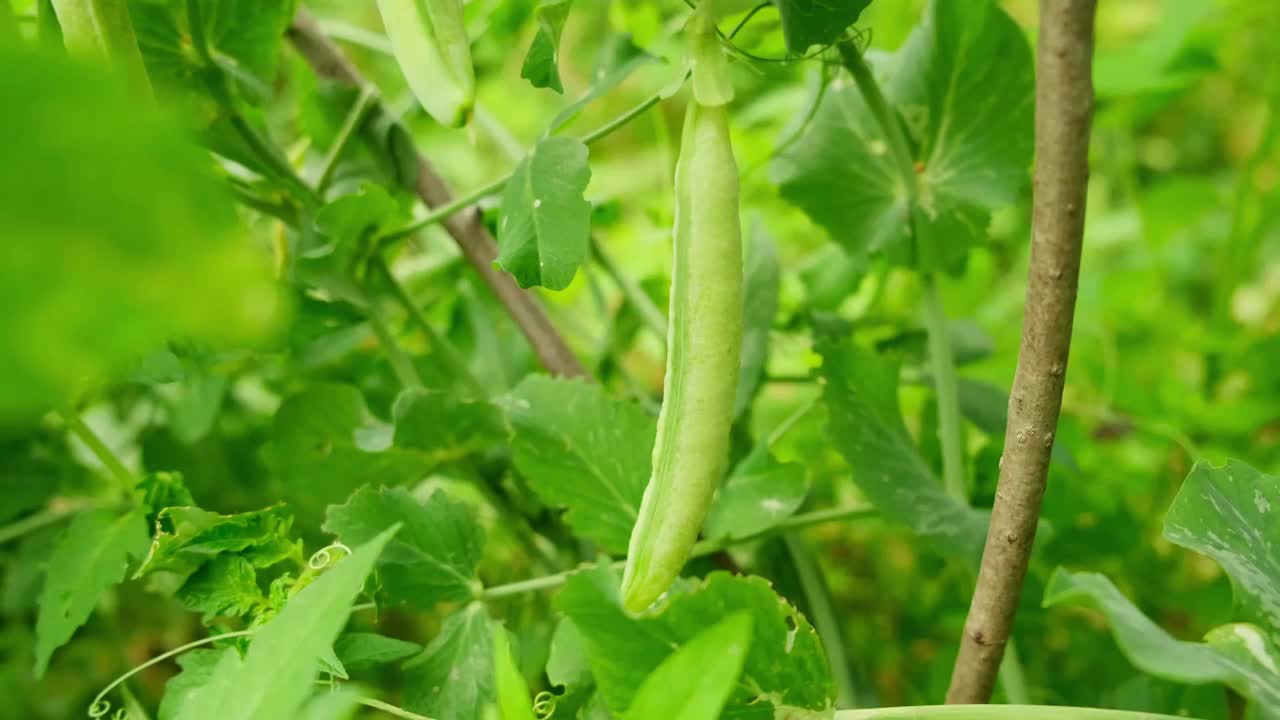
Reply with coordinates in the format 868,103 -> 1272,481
286,8 -> 588,379
946,0 -> 1096,704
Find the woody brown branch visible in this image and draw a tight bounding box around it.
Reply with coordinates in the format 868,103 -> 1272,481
945,0 -> 1097,704
286,8 -> 587,380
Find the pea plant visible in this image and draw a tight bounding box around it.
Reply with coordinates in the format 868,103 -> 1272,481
2,0 -> 1278,719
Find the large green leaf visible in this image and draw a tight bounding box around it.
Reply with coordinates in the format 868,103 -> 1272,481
135,504 -> 298,581
324,485 -> 485,608
497,136 -> 593,291
493,627 -> 537,720
1163,460 -> 1280,634
503,376 -> 653,554
817,338 -> 988,564
623,612 -> 752,720
773,0 -> 1033,274
0,44 -> 279,422
264,384 -> 430,526
403,603 -> 496,720
34,509 -> 150,675
1044,569 -> 1280,717
770,0 -> 871,54
175,526 -> 398,720
555,565 -> 835,718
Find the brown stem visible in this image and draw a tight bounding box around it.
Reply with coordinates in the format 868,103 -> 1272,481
286,8 -> 587,379
945,0 -> 1096,704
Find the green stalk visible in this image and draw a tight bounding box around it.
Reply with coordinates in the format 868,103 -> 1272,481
356,697 -> 436,720
61,411 -> 134,490
0,499 -> 98,545
317,86 -> 381,194
921,274 -> 966,501
783,533 -> 859,708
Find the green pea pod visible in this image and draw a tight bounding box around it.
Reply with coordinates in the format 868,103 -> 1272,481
376,0 -> 475,128
620,98 -> 743,613
49,0 -> 151,94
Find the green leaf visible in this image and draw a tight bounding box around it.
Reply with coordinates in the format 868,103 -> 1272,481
1093,0 -> 1214,97
403,602 -> 496,720
555,566 -> 835,717
1043,569 -> 1280,714
504,376 -> 653,554
0,44 -> 279,421
135,504 -> 298,580
136,471 -> 196,524
1163,460 -> 1280,634
49,0 -> 151,90
623,612 -> 752,720
333,632 -> 423,671
173,555 -> 267,621
159,648 -> 230,720
770,0 -> 871,54
703,446 -> 808,541
773,0 -> 1033,274
34,509 -> 149,675
298,690 -> 360,720
817,338 -> 988,564
392,388 -> 508,462
130,0 -> 299,105
497,136 -> 593,291
734,222 -> 781,418
324,485 -> 485,608
520,0 -> 573,93
265,384 -> 430,526
176,526 -> 398,720
493,627 -> 537,720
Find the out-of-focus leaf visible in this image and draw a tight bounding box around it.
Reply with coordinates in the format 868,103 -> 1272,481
546,34 -> 660,135
734,222 -> 781,418
497,136 -> 592,291
520,0 -> 573,93
264,384 -> 429,526
403,603 -> 496,720
818,338 -> 988,564
703,446 -> 808,541
393,388 -> 508,461
324,485 -> 484,608
770,0 -> 871,54
34,509 -> 149,675
503,376 -> 653,554
493,627 -> 536,720
0,44 -> 279,422
555,565 -> 834,717
159,648 -> 231,720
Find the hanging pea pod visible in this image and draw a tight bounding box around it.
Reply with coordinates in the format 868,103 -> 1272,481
49,0 -> 152,94
620,2 -> 742,614
376,0 -> 476,128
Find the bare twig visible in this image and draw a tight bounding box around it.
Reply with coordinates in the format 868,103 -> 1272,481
946,0 -> 1097,704
286,9 -> 587,379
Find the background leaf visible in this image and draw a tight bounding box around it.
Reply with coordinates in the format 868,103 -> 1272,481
497,136 -> 593,290
521,0 -> 573,93
504,376 -> 653,554
770,0 -> 871,54
623,612 -> 752,720
403,603 -> 496,720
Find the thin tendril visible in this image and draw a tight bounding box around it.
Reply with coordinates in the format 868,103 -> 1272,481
533,691 -> 557,718
308,542 -> 353,570
87,630 -> 255,717
727,1 -> 771,40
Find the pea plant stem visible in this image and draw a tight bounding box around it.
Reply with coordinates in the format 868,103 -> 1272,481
921,274 -> 967,501
0,498 -> 98,545
835,707 -> 1190,720
61,411 -> 134,490
289,8 -> 587,379
783,533 -> 860,708
364,295 -> 425,391
947,0 -> 1097,703
356,697 -> 436,720
316,85 -> 380,194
